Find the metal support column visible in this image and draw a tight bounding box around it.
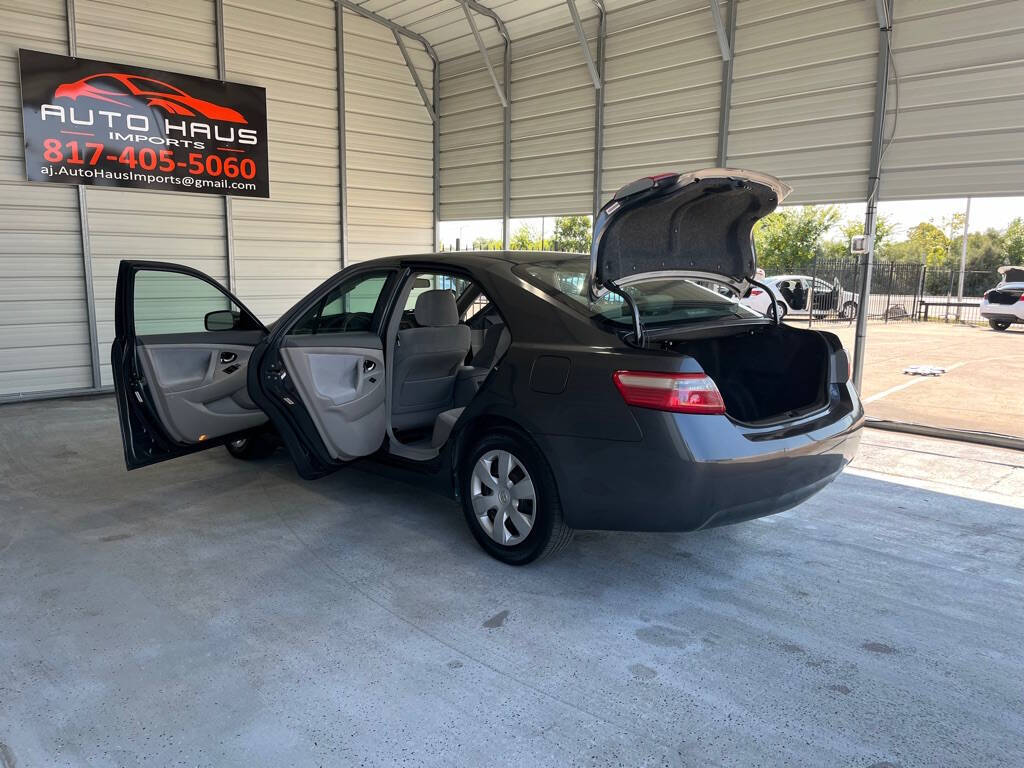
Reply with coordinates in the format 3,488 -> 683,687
715,0 -> 737,167
956,196 -> 970,322
336,2 -> 349,267
214,0 -> 237,291
66,0 -> 102,390
852,0 -> 894,391
591,0 -> 606,222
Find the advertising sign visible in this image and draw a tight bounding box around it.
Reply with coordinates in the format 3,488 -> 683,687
18,49 -> 269,198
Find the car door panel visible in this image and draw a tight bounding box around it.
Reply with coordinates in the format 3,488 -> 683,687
279,332 -> 385,460
137,339 -> 267,443
112,260 -> 268,470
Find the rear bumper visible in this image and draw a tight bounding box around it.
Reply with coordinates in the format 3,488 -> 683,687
980,306 -> 1024,322
537,384 -> 863,532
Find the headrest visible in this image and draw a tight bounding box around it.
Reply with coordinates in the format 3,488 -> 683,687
414,289 -> 459,327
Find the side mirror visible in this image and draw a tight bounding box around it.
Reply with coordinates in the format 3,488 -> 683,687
205,309 -> 240,331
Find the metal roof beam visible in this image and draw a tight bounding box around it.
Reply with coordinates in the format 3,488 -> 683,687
591,0 -> 606,220
336,0 -> 439,64
710,0 -> 732,60
393,30 -> 437,123
566,0 -> 601,89
715,0 -> 738,165
460,1 -> 509,108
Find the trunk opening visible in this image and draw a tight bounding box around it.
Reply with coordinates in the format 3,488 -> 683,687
667,324 -> 830,424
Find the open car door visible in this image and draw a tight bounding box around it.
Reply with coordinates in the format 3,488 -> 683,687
248,268 -> 398,480
111,260 -> 268,469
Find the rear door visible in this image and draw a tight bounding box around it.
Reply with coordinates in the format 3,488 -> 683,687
112,260 -> 268,469
250,268 -> 398,478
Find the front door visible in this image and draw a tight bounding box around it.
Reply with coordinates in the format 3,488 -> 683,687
111,261 -> 268,469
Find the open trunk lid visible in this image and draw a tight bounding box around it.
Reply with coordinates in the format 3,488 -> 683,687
589,168 -> 791,300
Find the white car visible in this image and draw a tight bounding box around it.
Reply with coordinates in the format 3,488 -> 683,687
742,275 -> 859,320
980,281 -> 1024,331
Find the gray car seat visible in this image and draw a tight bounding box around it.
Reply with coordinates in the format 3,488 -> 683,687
392,290 -> 471,430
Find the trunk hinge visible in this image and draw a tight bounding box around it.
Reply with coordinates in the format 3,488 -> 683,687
601,281 -> 645,347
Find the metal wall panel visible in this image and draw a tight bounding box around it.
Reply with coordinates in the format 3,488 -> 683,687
0,0 -> 92,396
74,0 -> 225,386
728,0 -> 878,204
224,0 -> 340,322
600,0 -> 721,200
342,8 -> 435,261
509,16 -> 599,216
439,43 -> 505,220
880,0 -> 1024,199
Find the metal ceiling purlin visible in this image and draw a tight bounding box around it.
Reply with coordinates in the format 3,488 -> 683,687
335,1 -> 441,254
715,0 -> 737,167
566,0 -> 601,89
460,0 -> 512,248
65,0 -> 102,390
591,0 -> 606,221
852,0 -> 895,391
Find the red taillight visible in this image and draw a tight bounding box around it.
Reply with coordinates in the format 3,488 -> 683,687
613,371 -> 726,414
749,288 -> 763,296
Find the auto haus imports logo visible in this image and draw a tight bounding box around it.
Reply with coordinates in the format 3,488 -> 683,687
19,49 -> 270,198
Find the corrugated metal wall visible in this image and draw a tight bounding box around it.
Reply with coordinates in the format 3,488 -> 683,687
74,0 -> 226,387
728,0 -> 877,204
0,1 -> 92,396
343,8 -> 435,259
601,0 -> 722,198
880,0 -> 1024,199
439,38 -> 505,221
224,0 -> 341,321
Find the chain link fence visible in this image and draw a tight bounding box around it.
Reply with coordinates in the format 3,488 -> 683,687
763,257 -> 995,327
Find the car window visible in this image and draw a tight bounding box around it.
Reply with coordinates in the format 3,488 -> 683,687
289,272 -> 391,335
133,268 -> 259,335
516,258 -> 758,328
403,273 -> 472,313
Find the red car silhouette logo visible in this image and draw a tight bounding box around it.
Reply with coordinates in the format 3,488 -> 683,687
54,73 -> 246,124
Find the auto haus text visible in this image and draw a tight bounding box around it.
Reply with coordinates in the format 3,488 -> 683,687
38,104 -> 259,150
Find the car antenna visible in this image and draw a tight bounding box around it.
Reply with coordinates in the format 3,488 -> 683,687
601,280 -> 645,346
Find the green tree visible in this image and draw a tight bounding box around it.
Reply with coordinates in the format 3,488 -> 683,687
1003,217 -> 1024,265
900,221 -> 952,267
550,215 -> 592,253
472,236 -> 502,250
510,223 -> 540,250
754,205 -> 841,272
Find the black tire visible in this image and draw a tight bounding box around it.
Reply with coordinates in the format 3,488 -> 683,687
989,319 -> 1011,332
768,302 -> 787,321
460,430 -> 573,565
841,301 -> 858,320
224,428 -> 278,460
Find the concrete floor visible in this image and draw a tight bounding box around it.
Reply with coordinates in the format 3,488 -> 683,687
1,397 -> 1022,767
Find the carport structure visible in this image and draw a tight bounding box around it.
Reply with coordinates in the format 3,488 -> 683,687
1,0 -> 1023,401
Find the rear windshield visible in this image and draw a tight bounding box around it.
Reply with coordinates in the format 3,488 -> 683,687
515,258 -> 758,328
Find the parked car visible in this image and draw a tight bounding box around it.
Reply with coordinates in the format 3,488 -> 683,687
111,168 -> 863,564
981,281 -> 1024,330
743,275 -> 858,320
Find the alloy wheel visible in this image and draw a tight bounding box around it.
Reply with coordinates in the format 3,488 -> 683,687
470,449 -> 537,546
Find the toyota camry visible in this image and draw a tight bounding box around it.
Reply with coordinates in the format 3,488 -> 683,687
112,168 -> 863,564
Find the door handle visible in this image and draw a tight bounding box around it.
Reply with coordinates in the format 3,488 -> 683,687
220,351 -> 237,364
363,359 -> 376,373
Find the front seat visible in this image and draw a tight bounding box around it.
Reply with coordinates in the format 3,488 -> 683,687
391,290 -> 471,431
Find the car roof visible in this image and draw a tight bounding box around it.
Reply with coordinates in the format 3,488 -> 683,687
352,250 -> 588,271
997,281 -> 1024,289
